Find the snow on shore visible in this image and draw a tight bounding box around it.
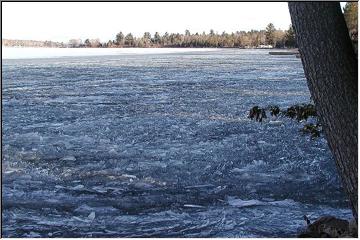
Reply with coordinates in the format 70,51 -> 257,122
2,47 -> 219,59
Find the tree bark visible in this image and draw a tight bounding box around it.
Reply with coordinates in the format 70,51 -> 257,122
288,2 -> 358,219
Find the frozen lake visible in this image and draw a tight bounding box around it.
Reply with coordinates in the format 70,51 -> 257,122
2,48 -> 351,237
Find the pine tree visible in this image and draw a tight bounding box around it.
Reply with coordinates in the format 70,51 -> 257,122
284,25 -> 297,48
153,32 -> 161,45
115,32 -> 124,46
124,33 -> 134,46
265,23 -> 276,46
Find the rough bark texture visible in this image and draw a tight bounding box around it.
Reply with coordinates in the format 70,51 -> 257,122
288,2 -> 358,219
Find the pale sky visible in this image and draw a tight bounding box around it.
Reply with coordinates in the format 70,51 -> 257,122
3,2 -> 293,43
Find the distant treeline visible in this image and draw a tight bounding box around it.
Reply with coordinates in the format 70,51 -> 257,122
2,24 -> 296,49
74,24 -> 296,49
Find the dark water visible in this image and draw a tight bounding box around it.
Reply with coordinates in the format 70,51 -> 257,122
2,49 -> 351,237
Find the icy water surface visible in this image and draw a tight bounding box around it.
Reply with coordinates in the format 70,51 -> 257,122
2,49 -> 352,237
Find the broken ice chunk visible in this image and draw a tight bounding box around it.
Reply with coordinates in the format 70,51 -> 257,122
60,156 -> 76,161
88,212 -> 95,221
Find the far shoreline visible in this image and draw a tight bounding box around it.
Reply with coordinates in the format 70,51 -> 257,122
2,46 -> 296,50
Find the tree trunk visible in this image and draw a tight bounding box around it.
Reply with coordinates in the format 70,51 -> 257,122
288,2 -> 358,219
